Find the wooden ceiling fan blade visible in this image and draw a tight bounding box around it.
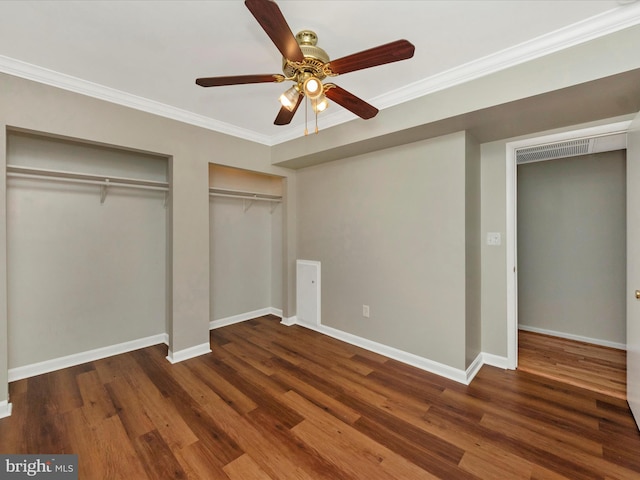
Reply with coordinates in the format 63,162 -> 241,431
326,40 -> 415,75
274,94 -> 303,125
325,85 -> 378,120
196,74 -> 284,87
245,0 -> 304,63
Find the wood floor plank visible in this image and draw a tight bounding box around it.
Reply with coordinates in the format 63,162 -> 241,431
64,409 -> 150,480
24,374 -> 73,454
270,367 -> 362,425
76,369 -> 118,427
223,453 -> 275,480
197,393 -> 321,480
104,376 -> 156,439
425,406 -> 602,480
518,330 -> 626,399
246,406 -> 356,480
186,358 -> 258,415
1,316 -> 639,479
458,450 -> 533,480
479,413 -> 638,479
132,348 -> 244,466
123,353 -> 200,451
132,429 -> 189,480
285,390 -> 441,480
172,441 -> 232,480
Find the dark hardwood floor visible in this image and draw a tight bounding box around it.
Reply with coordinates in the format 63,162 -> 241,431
1,315 -> 639,479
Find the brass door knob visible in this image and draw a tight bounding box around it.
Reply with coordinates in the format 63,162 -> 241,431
636,290 -> 640,300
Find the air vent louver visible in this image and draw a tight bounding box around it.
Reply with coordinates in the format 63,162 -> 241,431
516,138 -> 591,164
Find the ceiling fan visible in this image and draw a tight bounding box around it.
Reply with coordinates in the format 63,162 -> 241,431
195,0 -> 415,132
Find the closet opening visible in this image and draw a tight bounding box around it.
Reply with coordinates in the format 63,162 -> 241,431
208,164 -> 284,329
6,130 -> 169,380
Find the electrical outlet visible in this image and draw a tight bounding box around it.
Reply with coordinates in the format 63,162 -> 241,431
362,305 -> 370,318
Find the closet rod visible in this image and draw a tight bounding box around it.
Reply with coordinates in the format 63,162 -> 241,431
6,165 -> 169,192
209,192 -> 281,203
7,172 -> 169,192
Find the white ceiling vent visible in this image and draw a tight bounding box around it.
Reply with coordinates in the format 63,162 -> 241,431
516,133 -> 626,164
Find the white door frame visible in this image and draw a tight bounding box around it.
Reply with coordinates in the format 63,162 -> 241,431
505,120 -> 632,369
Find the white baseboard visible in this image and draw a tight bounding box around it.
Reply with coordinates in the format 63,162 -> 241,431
294,318 -> 472,384
289,318 -> 511,385
519,324 -> 626,350
465,353 -> 485,383
481,352 -> 511,370
8,333 -> 169,382
210,307 -> 283,330
0,400 -> 12,419
280,315 -> 297,326
166,342 -> 212,364
7,307 -> 286,381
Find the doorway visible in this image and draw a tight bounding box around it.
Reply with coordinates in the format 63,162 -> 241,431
506,120 -> 631,373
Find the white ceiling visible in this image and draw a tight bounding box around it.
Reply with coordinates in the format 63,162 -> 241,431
1,1 -> 639,145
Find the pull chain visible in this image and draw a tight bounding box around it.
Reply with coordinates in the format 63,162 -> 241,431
314,99 -> 319,134
304,95 -> 308,136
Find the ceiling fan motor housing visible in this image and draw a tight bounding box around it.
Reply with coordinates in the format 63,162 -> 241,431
282,30 -> 330,80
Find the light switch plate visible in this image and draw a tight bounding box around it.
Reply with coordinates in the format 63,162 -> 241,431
487,232 -> 501,246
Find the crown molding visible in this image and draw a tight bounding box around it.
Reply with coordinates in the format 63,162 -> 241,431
372,2 -> 640,111
1,3 -> 639,147
271,3 -> 640,145
0,55 -> 273,145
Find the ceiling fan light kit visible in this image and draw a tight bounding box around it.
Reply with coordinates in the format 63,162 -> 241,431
195,0 -> 415,134
279,85 -> 300,112
302,75 -> 323,99
312,94 -> 329,113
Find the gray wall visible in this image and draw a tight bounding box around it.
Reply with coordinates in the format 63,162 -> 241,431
480,141 -> 509,357
271,205 -> 283,310
517,150 -> 627,344
296,132 -> 473,370
209,198 -> 281,319
465,134 -> 482,367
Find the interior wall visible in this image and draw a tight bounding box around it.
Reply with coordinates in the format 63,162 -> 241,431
0,126 -> 7,405
296,132 -> 469,370
480,141 -> 509,357
7,132 -> 168,368
517,150 -> 627,345
465,134 -> 482,367
209,165 -> 283,320
271,204 -> 283,310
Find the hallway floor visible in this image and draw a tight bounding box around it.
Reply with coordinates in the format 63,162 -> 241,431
518,330 -> 626,400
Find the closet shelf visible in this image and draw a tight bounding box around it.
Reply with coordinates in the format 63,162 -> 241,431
209,187 -> 282,213
209,187 -> 282,203
6,165 -> 169,190
6,165 -> 170,205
